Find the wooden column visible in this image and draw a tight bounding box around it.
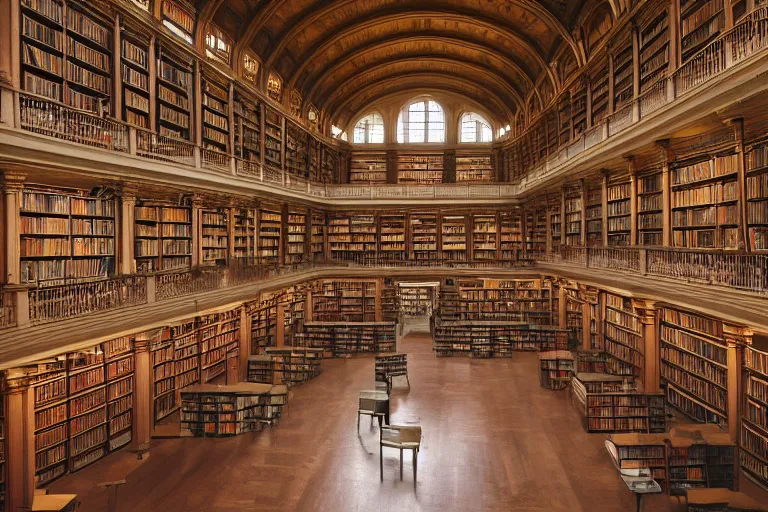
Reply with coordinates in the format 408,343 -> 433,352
238,305 -> 251,382
628,157 -> 638,246
276,303 -> 285,348
375,279 -> 383,322
636,301 -> 660,393
305,291 -> 313,322
579,179 -> 587,246
726,342 -> 742,444
658,141 -> 673,247
607,51 -> 616,115
191,196 -> 203,266
546,197 -> 554,254
148,36 -> 157,133
582,301 -> 591,351
113,14 -> 122,118
730,118 -> 749,251
5,370 -> 35,512
386,149 -> 398,184
119,187 -> 137,275
193,60 -> 202,146
2,172 -> 24,284
631,24 -> 641,121
558,285 -> 567,329
133,334 -> 152,450
227,206 -> 236,263
601,171 -> 610,246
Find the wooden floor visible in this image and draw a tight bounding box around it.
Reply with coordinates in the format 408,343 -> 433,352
49,333 -> 681,512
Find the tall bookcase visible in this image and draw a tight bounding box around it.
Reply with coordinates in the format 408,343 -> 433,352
441,214 -> 468,261
20,188 -> 115,284
471,214 -> 498,261
456,155 -> 494,182
681,0 -> 725,63
350,214 -> 377,263
745,141 -> 768,250
121,30 -> 150,128
585,183 -> 603,247
564,188 -> 583,247
328,214 -> 350,262
637,167 -> 664,246
201,208 -> 228,264
548,195 -> 562,252
250,300 -> 278,353
639,9 -> 670,93
613,36 -> 633,111
398,154 -> 443,184
312,280 -> 377,323
233,91 -> 261,162
32,360 -> 68,486
604,293 -> 643,377
660,307 -> 728,428
525,204 -> 547,256
156,46 -> 192,140
233,208 -> 256,263
152,327 -> 176,423
134,204 -> 192,273
258,203 -> 282,265
379,212 -> 407,262
172,320 -> 199,398
607,177 -> 631,246
201,75 -> 230,152
311,211 -> 326,263
591,62 -> 609,126
742,346 -> 768,490
409,212 -> 438,262
286,207 -> 308,265
264,107 -> 283,169
500,209 -> 523,262
199,309 -> 239,383
286,121 -> 309,178
558,94 -> 571,146
571,84 -> 587,139
103,336 -> 134,453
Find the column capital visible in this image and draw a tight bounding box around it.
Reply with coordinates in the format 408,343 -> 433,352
1,171 -> 26,192
134,331 -> 159,352
116,181 -> 141,200
3,367 -> 32,392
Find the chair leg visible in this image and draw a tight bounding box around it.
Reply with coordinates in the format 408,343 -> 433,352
406,374 -> 410,389
400,449 -> 403,480
413,449 -> 417,488
357,412 -> 360,432
380,443 -> 383,481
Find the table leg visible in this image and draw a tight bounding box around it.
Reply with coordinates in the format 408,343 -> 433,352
400,449 -> 403,480
636,493 -> 642,512
357,412 -> 360,432
380,443 -> 383,481
413,449 -> 417,488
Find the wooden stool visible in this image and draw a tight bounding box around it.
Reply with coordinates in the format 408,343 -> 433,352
380,425 -> 422,487
358,390 -> 390,431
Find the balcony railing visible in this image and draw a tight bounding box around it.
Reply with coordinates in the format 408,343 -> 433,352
136,128 -> 196,167
28,275 -> 147,324
0,291 -> 16,330
201,148 -> 232,174
155,267 -> 224,301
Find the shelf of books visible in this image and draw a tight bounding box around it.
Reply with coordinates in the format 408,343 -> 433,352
398,154 -> 444,184
264,107 -> 283,169
199,309 -> 240,383
558,94 -> 571,146
350,214 -> 377,263
525,204 -> 547,257
379,212 -> 407,262
742,345 -> 768,490
639,9 -> 670,93
589,298 -> 603,350
233,208 -> 256,263
452,279 -> 552,324
566,297 -> 583,344
311,211 -> 326,263
286,207 -> 308,265
591,63 -> 609,126
180,384 -> 274,437
66,346 -> 106,472
322,147 -> 338,184
201,208 -> 228,264
613,36 -> 633,110
409,212 -> 438,262
201,76 -> 230,152
21,0 -> 66,103
539,350 -> 575,390
249,299 -> 278,353
103,336 -> 134,452
572,386 -> 666,433
170,320 -> 199,408
136,204 -> 192,273
471,214 -> 498,261
399,287 -> 433,317
564,188 -> 583,247
433,320 -> 568,357
121,30 -> 150,128
659,307 -> 728,428
571,85 -> 587,139
308,138 -> 321,182
607,177 -> 632,246
313,280 -> 377,323
585,183 -> 603,246
604,293 -> 643,377
500,209 -> 523,262
20,188 -> 115,284
637,168 -> 664,246
32,360 -> 68,486
381,280 -> 399,322
681,0 -> 725,63
607,438 -> 669,491
548,195 -> 562,252
161,0 -> 195,43
670,154 -> 739,249
546,111 -> 558,155
258,203 -> 282,265
455,154 -> 494,183
234,91 -> 261,162
301,323 -> 395,356
152,328 -> 176,423
744,141 -> 768,251
441,214 -> 468,262
157,46 -> 192,140
328,214 -> 350,262
285,121 -> 309,178
246,355 -> 273,384
668,442 -> 734,495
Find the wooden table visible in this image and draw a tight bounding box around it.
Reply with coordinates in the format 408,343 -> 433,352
380,425 -> 422,487
31,494 -> 78,511
358,390 -> 390,430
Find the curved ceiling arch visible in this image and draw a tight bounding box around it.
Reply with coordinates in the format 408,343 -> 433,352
317,58 -> 524,117
282,11 -> 553,93
303,37 -> 534,108
329,73 -> 515,127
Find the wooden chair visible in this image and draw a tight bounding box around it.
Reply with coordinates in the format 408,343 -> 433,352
380,425 -> 422,487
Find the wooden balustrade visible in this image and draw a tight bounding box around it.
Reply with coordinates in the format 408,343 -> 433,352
0,290 -> 16,330
135,128 -> 196,166
201,148 -> 232,174
28,275 -> 147,324
155,268 -> 224,301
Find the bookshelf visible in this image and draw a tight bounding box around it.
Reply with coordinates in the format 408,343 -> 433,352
103,336 -> 134,452
607,177 -> 632,246
591,64 -> 609,126
161,0 -> 194,43
381,280 -> 399,322
201,208 -> 228,264
590,298 -> 603,350
671,154 -> 739,249
571,84 -> 587,138
156,46 -> 192,140
258,203 -> 282,265
20,188 -> 115,284
441,214 -> 468,262
234,91 -> 261,162
322,147 -> 339,184
607,436 -> 670,491
264,107 -> 283,169
312,280 -> 377,323
742,346 -> 768,490
286,207 -> 308,265
62,347 -> 106,470
564,188 -> 583,247
249,300 -> 278,353
32,360 -> 68,486
604,293 -> 643,377
539,350 -> 575,390
446,279 -> 553,324
152,328 -> 176,423
398,154 -> 444,184
571,382 -> 665,433
409,212 -> 438,262
566,296 -> 583,344
311,211 -> 326,263
549,195 -> 562,252
637,168 -> 664,246
399,286 -> 434,317
456,154 -> 494,182
301,323 -> 396,356
233,208 -> 256,263
379,212 -> 407,262
558,94 -> 571,146
199,309 -> 239,383
499,209 -> 523,262
668,443 -> 734,495
286,121 -> 309,178
20,0 -> 65,102
170,320 -> 198,410
639,9 -> 670,93
121,31 -> 150,128
613,37 -> 633,110
309,138 -> 321,182
433,320 -> 568,357
546,110 -> 558,154
350,214 -> 377,263
660,307 -> 728,428
585,184 -> 603,247
328,214 -> 350,262
134,204 -> 192,273
471,214 -> 498,261
681,0 -> 725,63
525,204 -> 547,257
246,355 -> 273,384
745,141 -> 768,251
201,76 -> 230,153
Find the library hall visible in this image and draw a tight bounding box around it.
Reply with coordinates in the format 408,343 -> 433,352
3,0 -> 768,510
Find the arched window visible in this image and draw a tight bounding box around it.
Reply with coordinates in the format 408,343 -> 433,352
397,100 -> 445,143
353,113 -> 384,144
460,112 -> 493,143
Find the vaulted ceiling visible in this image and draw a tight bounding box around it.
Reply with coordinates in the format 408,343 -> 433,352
199,0 -> 600,127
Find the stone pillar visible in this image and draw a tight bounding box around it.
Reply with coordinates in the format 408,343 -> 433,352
119,186 -> 137,275
636,301 -> 660,393
443,149 -> 457,183
386,149 -> 398,184
2,172 -> 25,284
5,369 -> 35,512
132,334 -> 153,451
